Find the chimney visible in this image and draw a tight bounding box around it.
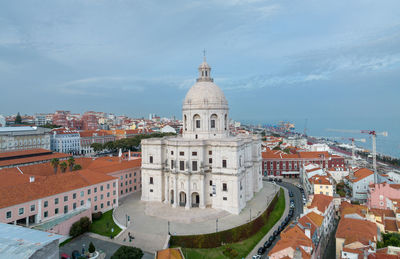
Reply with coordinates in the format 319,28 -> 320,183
294,247 -> 302,259
29,176 -> 35,183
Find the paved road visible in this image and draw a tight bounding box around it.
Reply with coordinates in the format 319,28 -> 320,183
255,180 -> 304,259
59,233 -> 154,259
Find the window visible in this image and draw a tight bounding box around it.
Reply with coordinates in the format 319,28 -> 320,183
223,197 -> 227,201
121,190 -> 123,195
100,185 -> 104,191
125,181 -> 128,186
129,180 -> 132,184
150,177 -> 154,184
101,194 -> 104,200
222,160 -> 227,168
113,190 -> 116,195
180,161 -> 185,171
73,203 -> 77,209
223,183 -> 228,191
171,160 -> 174,169
211,120 -> 216,128
209,151 -> 212,155
107,201 -> 110,206
73,193 -> 76,199
129,174 -> 131,178
180,151 -> 184,156
94,187 -> 97,193
64,205 -> 68,214
150,189 -> 153,192
55,198 -> 59,205
80,191 -> 84,197
107,192 -> 110,197
94,205 -> 97,211
6,211 -> 11,219
210,180 -> 213,186
64,196 -> 68,202
88,189 -> 91,195
101,203 -> 104,209
134,186 -> 137,190
43,201 -> 48,208
196,120 -> 200,128
55,208 -> 59,214
120,182 -> 123,187
171,151 -> 174,155
192,151 -> 197,156
30,205 -> 35,212
149,156 -> 153,163
94,196 -> 97,202
113,182 -> 116,188
134,172 -> 136,176
113,199 -> 116,204
125,174 -> 127,179
44,211 -> 48,218
209,158 -> 212,164
192,161 -> 198,171
81,200 -> 84,206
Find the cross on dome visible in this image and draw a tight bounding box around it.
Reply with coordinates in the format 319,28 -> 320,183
197,51 -> 213,82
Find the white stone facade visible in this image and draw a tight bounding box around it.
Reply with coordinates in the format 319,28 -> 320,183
141,59 -> 263,214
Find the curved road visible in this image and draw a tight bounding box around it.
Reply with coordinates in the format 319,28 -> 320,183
258,180 -> 304,259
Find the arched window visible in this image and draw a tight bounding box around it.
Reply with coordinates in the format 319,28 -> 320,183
210,114 -> 218,129
184,115 -> 187,131
224,114 -> 228,130
193,114 -> 201,129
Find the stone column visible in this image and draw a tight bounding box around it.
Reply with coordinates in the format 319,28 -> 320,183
173,174 -> 178,208
164,174 -> 169,204
185,174 -> 191,210
26,216 -> 29,227
200,174 -> 205,209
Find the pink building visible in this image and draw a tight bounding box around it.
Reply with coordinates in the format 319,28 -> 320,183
367,182 -> 400,210
0,156 -> 142,236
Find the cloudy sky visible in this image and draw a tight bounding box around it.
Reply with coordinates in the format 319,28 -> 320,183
1,0 -> 400,125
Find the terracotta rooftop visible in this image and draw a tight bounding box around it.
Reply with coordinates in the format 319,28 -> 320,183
309,175 -> 331,185
347,168 -> 374,183
0,153 -> 70,168
308,194 -> 333,213
156,248 -> 184,259
340,201 -> 367,217
0,149 -> 52,159
336,218 -> 378,246
384,219 -> 399,232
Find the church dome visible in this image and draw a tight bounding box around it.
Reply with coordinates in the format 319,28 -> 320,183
183,59 -> 228,109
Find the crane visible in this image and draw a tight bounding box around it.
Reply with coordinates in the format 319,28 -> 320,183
326,128 -> 388,183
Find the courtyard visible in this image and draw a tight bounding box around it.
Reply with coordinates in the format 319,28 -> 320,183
113,181 -> 279,253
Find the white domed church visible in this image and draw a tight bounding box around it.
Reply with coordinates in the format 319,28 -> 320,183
141,58 -> 263,214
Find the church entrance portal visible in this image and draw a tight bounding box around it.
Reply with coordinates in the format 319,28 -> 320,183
179,192 -> 186,207
170,190 -> 174,205
191,192 -> 200,207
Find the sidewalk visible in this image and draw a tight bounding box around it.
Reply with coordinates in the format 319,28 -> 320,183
245,184 -> 289,259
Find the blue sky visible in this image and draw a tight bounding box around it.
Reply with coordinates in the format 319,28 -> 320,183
1,0 -> 400,124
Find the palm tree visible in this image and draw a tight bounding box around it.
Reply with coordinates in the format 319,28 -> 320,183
67,157 -> 75,172
50,158 -> 59,174
59,162 -> 67,173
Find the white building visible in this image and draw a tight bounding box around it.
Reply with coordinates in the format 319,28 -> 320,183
0,126 -> 51,152
0,115 -> 5,127
50,128 -> 81,155
161,125 -> 176,134
141,59 -> 263,214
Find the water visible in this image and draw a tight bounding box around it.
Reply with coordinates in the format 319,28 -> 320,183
247,117 -> 400,158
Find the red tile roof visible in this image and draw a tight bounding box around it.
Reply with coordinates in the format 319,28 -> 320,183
336,218 -> 378,245
347,168 -> 374,183
0,153 -> 70,167
308,194 -> 333,213
0,149 -> 52,159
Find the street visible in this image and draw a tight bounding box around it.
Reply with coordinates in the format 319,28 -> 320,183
258,179 -> 304,259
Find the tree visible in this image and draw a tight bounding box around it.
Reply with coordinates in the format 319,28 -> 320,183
72,164 -> 82,171
111,246 -> 144,259
69,216 -> 91,237
91,143 -> 104,152
59,162 -> 67,173
67,157 -> 75,171
88,242 -> 96,253
15,112 -> 22,124
50,158 -> 59,174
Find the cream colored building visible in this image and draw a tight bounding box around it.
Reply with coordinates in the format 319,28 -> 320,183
141,59 -> 263,214
0,126 -> 51,152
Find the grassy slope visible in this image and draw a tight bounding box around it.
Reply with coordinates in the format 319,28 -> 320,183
90,209 -> 122,238
182,188 -> 286,259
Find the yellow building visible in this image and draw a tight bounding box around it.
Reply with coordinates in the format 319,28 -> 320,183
309,175 -> 334,196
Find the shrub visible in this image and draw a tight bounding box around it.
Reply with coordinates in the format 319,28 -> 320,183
111,246 -> 144,259
92,211 -> 103,220
88,242 -> 95,253
69,217 -> 91,237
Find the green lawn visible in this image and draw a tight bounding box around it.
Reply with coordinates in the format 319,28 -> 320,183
90,209 -> 122,238
181,188 -> 286,259
59,237 -> 74,247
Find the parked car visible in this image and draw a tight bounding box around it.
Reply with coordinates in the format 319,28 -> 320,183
264,240 -> 272,248
268,236 -> 274,242
278,225 -> 283,232
273,230 -> 279,237
278,178 -> 282,182
289,191 -> 293,197
268,178 -> 273,181
258,246 -> 266,255
252,255 -> 261,259
71,251 -> 81,259
60,254 -> 70,259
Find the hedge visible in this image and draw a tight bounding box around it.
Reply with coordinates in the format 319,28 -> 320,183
169,189 -> 280,248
